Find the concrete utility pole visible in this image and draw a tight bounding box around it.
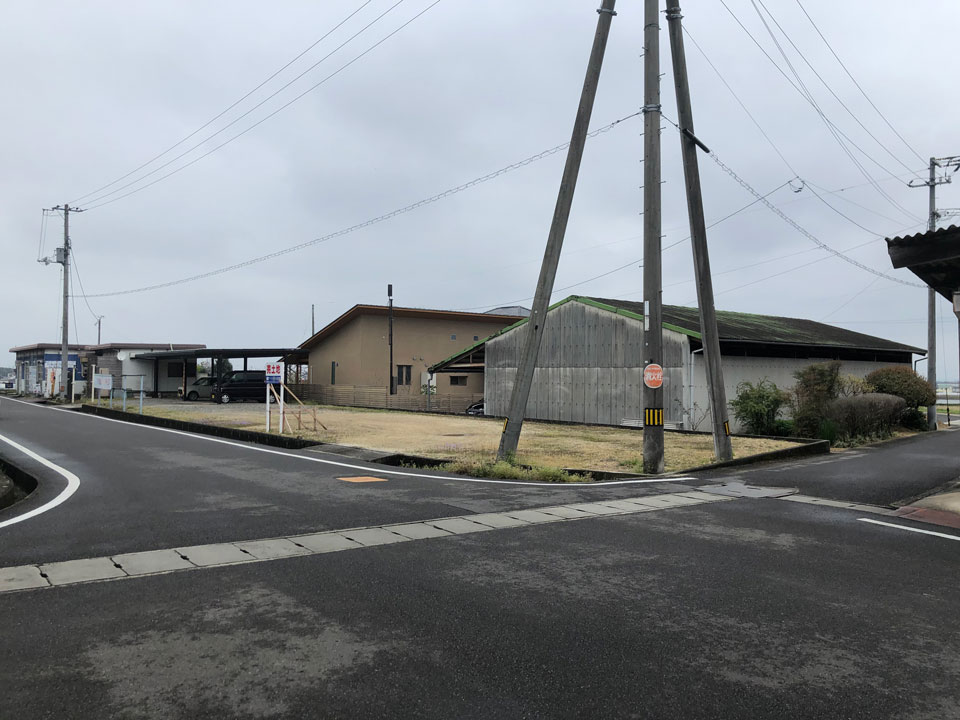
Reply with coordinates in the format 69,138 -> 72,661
388,284 -> 395,395
497,0 -> 617,461
642,0 -> 664,473
48,203 -> 83,400
96,316 -> 102,345
909,155 -> 960,430
665,0 -> 733,461
311,304 -> 315,336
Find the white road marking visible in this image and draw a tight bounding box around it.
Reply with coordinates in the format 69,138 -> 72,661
0,491 -> 729,594
0,432 -> 80,530
5,398 -> 691,488
858,518 -> 960,542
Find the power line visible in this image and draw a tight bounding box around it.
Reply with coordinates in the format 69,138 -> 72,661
70,0 -> 376,204
745,0 -> 918,221
79,111 -> 641,298
794,0 -> 925,164
755,0 -> 921,179
454,180 -> 794,312
661,111 -> 925,288
84,0 -> 441,210
820,275 -> 880,321
717,0 -> 920,222
70,249 -> 101,322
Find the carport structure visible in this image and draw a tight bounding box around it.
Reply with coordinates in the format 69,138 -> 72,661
132,348 -> 309,399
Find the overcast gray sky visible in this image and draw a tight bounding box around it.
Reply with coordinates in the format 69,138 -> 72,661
3,1 -> 959,378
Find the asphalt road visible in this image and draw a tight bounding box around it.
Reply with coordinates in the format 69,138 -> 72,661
1,399 -> 959,719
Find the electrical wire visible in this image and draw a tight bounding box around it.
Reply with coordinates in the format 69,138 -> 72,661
819,275 -> 880,321
83,0 -> 439,210
717,0 -> 920,222
755,0 -> 921,179
70,0 -> 376,204
794,0 -> 925,165
70,249 -> 102,322
745,0 -> 918,221
78,111 -> 640,298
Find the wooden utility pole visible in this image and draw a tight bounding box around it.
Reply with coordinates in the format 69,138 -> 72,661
497,0 -> 617,461
642,0 -> 664,473
665,0 -> 733,461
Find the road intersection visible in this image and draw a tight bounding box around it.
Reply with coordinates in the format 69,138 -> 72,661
1,397 -> 959,719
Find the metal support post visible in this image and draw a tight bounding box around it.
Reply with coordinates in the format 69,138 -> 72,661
642,0 -> 664,473
139,376 -> 144,415
665,0 -> 733,460
497,0 -> 617,460
388,284 -> 395,395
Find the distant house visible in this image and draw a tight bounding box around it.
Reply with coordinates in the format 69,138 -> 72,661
10,343 -> 205,397
430,295 -> 924,431
299,304 -> 523,396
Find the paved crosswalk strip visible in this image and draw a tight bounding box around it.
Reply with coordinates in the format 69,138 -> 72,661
0,491 -> 733,594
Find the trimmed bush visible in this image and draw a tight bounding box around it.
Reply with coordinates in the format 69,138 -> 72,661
864,366 -> 935,408
790,361 -> 842,438
730,379 -> 790,436
825,393 -> 906,443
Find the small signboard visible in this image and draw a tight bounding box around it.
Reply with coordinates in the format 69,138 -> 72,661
93,374 -> 113,391
265,363 -> 283,385
643,363 -> 663,389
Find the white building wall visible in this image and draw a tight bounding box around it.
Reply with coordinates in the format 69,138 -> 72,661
689,354 -> 911,433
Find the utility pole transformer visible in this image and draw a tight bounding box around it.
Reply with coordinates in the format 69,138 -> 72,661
909,155 -> 960,430
642,0 -> 664,473
496,0 -> 617,461
665,0 -> 733,461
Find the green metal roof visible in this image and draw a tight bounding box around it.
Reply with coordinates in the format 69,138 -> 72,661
429,295 -> 923,372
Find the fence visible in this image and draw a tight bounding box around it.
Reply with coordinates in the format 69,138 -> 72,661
292,384 -> 483,414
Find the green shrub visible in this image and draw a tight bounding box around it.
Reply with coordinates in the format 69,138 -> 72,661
825,393 -> 906,443
899,408 -> 928,431
790,361 -> 842,438
730,379 -> 790,435
772,419 -> 795,437
838,374 -> 875,397
864,366 -> 936,408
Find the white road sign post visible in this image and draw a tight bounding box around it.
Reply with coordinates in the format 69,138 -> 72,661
265,363 -> 284,433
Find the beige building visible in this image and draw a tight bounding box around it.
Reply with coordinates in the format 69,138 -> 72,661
301,305 -> 523,395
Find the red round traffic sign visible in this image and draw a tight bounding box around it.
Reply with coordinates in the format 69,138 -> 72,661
643,363 -> 663,389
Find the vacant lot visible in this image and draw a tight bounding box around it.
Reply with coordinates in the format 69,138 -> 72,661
137,401 -> 797,474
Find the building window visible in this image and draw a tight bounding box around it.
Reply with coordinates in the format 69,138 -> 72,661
167,362 -> 183,378
473,336 -> 479,341
450,334 -> 457,340
330,361 -> 336,385
450,376 -> 467,386
397,365 -> 412,386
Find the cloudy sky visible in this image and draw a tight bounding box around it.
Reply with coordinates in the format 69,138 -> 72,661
3,1 -> 959,378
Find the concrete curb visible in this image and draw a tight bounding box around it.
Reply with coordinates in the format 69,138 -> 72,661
79,404 -> 322,450
0,453 -> 39,511
673,438 -> 831,475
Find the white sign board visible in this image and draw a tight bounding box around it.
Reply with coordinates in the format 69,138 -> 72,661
265,363 -> 283,385
93,374 -> 113,390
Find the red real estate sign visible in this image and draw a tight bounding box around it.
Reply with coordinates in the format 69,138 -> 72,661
643,363 -> 663,389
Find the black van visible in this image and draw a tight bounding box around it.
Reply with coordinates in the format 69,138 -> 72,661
212,371 -> 269,404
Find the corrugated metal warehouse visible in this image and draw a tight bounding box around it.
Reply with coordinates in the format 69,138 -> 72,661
431,296 -> 924,432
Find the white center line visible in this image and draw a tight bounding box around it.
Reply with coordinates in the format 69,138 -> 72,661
858,517 -> 960,542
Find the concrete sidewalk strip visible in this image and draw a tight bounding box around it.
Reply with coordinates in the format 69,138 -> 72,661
234,538 -> 312,560
176,543 -> 251,567
0,491 -> 726,594
112,549 -> 196,575
40,557 -> 127,586
0,565 -> 49,591
388,523 -> 454,540
779,494 -> 897,515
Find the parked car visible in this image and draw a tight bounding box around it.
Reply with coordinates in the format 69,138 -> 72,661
465,401 -> 485,416
178,376 -> 218,401
212,370 -> 273,404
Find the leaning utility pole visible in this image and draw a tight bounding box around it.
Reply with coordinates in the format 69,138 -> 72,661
909,155 -> 960,430
641,0 -> 664,473
497,0 -> 617,460
665,0 -> 733,461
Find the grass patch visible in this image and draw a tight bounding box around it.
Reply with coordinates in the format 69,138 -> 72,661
442,459 -> 592,483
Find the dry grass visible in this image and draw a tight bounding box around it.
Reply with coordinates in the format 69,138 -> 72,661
139,401 -> 798,474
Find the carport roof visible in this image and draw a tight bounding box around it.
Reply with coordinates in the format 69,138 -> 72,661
886,224 -> 960,301
133,348 -> 309,361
